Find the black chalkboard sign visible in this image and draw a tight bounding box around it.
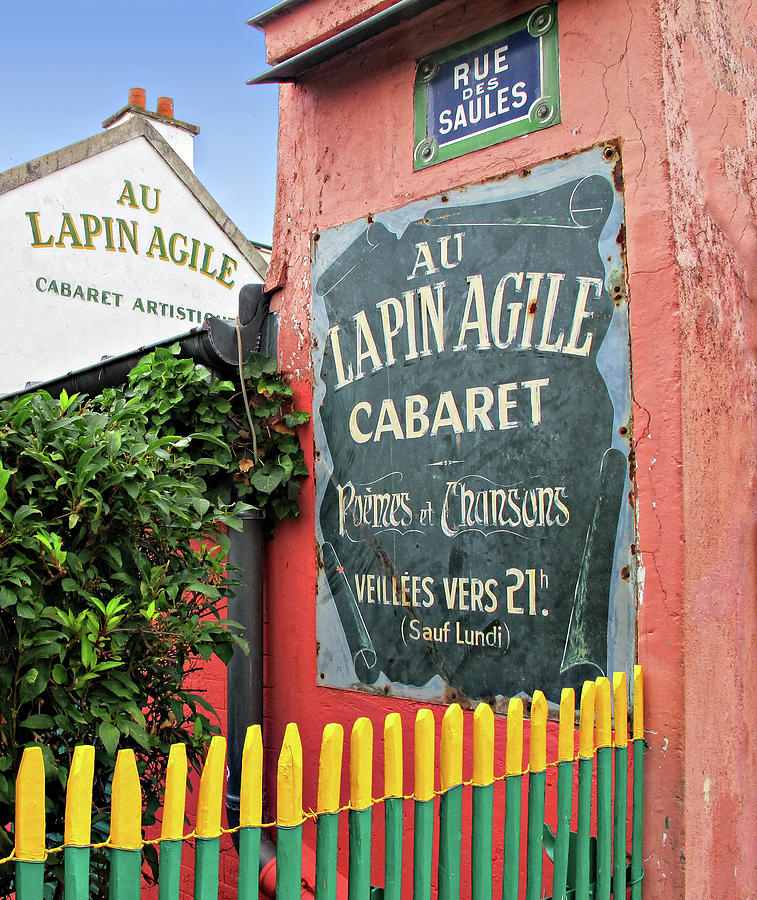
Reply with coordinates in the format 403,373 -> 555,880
313,145 -> 635,705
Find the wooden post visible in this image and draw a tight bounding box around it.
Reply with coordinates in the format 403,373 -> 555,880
315,723 -> 343,900
471,703 -> 494,900
15,746 -> 46,900
552,689 -> 575,900
383,713 -> 403,900
575,681 -> 596,900
413,709 -> 435,900
64,745 -> 94,900
613,673 -> 629,900
158,744 -> 187,900
238,726 -> 263,900
525,692 -> 547,900
194,736 -> 225,900
502,697 -> 523,900
109,750 -> 142,900
276,724 -> 304,898
438,704 -> 463,900
348,718 -> 372,900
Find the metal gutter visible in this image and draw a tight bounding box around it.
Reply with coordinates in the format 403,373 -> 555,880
246,0 -> 449,84
247,0 -> 307,29
0,283 -> 269,403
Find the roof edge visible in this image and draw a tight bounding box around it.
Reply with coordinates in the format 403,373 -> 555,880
247,0 -> 449,84
102,104 -> 200,135
247,0 -> 308,29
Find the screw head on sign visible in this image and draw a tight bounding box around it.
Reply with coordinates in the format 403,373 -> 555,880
414,138 -> 439,165
416,56 -> 439,82
527,5 -> 555,36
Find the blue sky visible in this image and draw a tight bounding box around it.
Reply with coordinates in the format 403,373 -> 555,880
0,1 -> 279,244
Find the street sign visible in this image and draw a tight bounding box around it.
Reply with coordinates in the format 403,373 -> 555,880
414,4 -> 560,169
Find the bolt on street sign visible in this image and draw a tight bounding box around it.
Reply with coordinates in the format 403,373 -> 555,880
413,3 -> 560,169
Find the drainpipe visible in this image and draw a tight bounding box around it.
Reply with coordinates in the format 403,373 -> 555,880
224,507 -> 265,828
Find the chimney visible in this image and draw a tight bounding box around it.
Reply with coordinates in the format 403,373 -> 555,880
128,87 -> 146,109
156,96 -> 174,118
103,89 -> 199,172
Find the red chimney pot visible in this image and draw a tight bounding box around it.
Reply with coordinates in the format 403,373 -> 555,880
157,97 -> 174,118
129,88 -> 146,109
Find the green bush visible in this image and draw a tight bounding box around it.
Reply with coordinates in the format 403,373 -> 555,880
0,346 -> 308,895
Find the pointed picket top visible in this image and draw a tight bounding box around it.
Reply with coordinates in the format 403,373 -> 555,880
558,689 -> 576,763
240,725 -> 263,828
65,745 -> 94,847
472,702 -> 495,786
414,709 -> 435,802
579,680 -> 597,759
111,749 -> 142,850
161,743 -> 188,840
595,677 -> 612,748
384,713 -> 403,798
506,697 -> 524,776
277,723 -> 303,828
529,691 -> 548,773
15,746 -> 46,861
350,717 -> 373,811
196,736 -> 226,838
317,723 -> 344,814
613,672 -> 629,747
633,665 -> 644,741
439,703 -> 463,792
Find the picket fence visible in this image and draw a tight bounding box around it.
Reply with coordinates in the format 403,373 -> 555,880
7,667 -> 644,900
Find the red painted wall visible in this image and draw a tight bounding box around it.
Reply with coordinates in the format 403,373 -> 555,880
253,0 -> 756,896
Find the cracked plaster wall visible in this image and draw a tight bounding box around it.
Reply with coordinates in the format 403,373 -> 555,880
659,0 -> 757,894
258,0 -> 754,895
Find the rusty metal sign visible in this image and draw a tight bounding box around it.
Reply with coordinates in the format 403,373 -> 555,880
312,144 -> 635,706
413,4 -> 560,170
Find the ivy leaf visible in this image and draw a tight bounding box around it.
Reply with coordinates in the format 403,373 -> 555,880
97,722 -> 120,756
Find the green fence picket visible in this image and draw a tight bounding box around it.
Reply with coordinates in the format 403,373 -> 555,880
552,689 -> 576,900
238,827 -> 261,900
348,718 -> 373,900
413,798 -> 434,900
595,677 -> 612,900
276,724 -> 304,898
384,797 -> 403,900
193,738 -> 225,900
15,747 -> 46,900
109,751 -> 142,900
315,812 -> 339,900
575,682 -> 596,900
384,714 -> 403,900
316,723 -> 343,900
525,693 -> 547,900
348,808 -> 372,899
439,785 -> 463,900
438,705 -> 463,900
413,709 -> 435,900
471,703 -> 494,900
158,841 -> 182,900
194,838 -> 220,900
276,825 -> 304,897
613,674 -> 629,900
502,698 -> 524,900
471,784 -> 494,900
64,845 -> 91,900
110,849 -> 142,900
631,666 -> 645,900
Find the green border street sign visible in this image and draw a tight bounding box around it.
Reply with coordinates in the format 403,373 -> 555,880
413,4 -> 560,169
